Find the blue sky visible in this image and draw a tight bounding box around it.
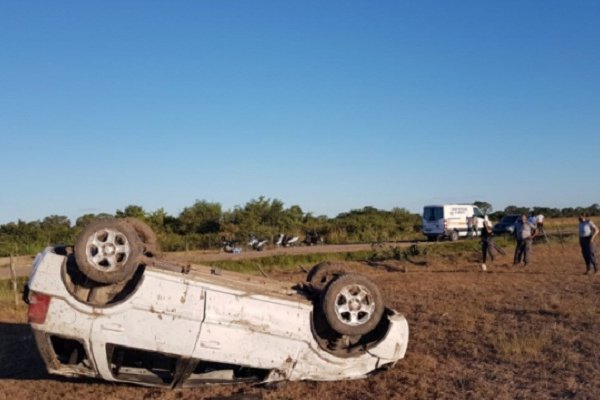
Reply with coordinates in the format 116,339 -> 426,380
1,1 -> 599,224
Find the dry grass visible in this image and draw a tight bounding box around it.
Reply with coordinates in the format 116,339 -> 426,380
1,239 -> 600,399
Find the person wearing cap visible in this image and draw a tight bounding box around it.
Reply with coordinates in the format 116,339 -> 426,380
513,214 -> 537,267
578,213 -> 599,275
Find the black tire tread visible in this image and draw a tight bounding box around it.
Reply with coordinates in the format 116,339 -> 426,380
123,217 -> 161,256
307,261 -> 350,291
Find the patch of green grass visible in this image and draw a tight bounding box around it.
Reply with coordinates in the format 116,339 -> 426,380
0,277 -> 28,303
207,240 -> 492,274
209,251 -> 373,273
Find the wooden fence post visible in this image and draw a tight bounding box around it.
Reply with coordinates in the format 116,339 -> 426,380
9,253 -> 19,309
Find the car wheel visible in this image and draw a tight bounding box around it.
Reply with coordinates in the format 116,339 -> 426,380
449,230 -> 459,241
306,261 -> 349,291
321,273 -> 384,336
123,217 -> 160,256
74,219 -> 143,284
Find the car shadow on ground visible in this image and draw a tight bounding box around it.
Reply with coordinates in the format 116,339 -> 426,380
0,321 -> 264,398
0,322 -> 107,385
0,322 -> 49,379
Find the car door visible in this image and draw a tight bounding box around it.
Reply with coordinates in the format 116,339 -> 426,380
88,271 -> 205,385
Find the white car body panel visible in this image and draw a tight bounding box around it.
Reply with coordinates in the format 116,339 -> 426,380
27,248 -> 409,387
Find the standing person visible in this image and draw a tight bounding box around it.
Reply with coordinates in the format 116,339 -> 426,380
578,213 -> 599,275
536,213 -> 545,234
528,212 -> 538,228
466,215 -> 474,238
513,214 -> 537,267
480,220 -> 494,271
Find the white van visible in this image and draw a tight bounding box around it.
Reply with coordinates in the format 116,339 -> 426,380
422,204 -> 489,241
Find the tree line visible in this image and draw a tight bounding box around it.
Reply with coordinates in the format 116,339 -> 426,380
1,198 -> 598,257
478,201 -> 600,220
0,197 -> 420,257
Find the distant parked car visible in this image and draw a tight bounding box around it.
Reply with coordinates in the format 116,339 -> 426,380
492,214 -> 520,235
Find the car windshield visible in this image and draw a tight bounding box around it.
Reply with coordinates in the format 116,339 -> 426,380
423,207 -> 443,221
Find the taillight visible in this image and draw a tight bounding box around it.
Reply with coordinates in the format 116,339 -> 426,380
28,292 -> 51,324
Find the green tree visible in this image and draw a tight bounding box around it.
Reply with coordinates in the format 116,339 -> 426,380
473,201 -> 492,214
0,220 -> 44,255
229,197 -> 288,239
146,208 -> 175,232
391,207 -> 421,234
178,200 -> 222,234
40,215 -> 72,245
504,205 -> 527,215
332,206 -> 399,243
116,205 -> 146,220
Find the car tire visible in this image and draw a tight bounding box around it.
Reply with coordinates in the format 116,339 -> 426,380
123,217 -> 160,256
306,261 -> 349,291
449,230 -> 459,241
321,273 -> 384,336
74,219 -> 143,284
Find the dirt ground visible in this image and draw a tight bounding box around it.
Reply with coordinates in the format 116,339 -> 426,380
1,240 -> 599,399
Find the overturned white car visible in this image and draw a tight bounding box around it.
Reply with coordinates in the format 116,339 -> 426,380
25,218 -> 409,388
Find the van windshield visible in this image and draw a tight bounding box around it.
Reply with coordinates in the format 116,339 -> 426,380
423,207 -> 443,221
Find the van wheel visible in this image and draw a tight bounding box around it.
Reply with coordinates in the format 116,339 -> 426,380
321,273 -> 384,336
74,219 -> 142,284
449,230 -> 459,241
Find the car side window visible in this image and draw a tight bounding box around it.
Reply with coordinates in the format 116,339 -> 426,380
473,208 -> 484,218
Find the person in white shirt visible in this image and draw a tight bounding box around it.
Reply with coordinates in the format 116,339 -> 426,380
513,214 -> 537,267
536,214 -> 545,234
578,213 -> 599,274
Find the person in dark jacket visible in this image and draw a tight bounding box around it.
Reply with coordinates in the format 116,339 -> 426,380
578,213 -> 599,275
480,220 -> 505,271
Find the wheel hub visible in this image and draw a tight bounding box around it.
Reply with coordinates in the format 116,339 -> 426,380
349,299 -> 361,311
103,243 -> 116,256
334,284 -> 376,326
85,228 -> 132,271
